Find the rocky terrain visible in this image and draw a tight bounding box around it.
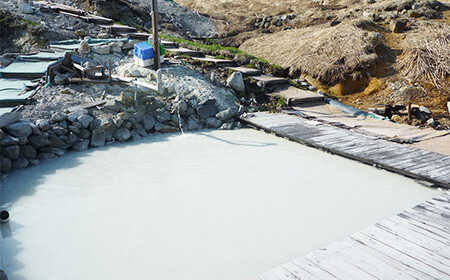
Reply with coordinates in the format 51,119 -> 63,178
177,0 -> 450,127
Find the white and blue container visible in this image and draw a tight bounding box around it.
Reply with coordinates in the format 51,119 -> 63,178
133,41 -> 165,67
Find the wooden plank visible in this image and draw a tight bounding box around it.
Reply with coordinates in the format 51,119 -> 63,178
291,258 -> 338,279
362,226 -> 450,272
350,233 -> 440,279
324,242 -> 418,280
304,249 -> 379,279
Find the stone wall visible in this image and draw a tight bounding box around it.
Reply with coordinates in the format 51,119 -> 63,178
0,98 -> 241,175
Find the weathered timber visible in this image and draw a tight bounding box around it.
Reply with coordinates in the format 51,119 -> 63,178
240,112 -> 450,188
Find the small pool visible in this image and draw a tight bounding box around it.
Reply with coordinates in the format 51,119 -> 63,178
0,129 -> 440,280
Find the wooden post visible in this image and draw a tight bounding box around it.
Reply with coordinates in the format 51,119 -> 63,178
151,0 -> 161,70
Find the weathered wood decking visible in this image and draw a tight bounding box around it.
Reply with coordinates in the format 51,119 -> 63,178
240,112 -> 450,188
251,191 -> 450,280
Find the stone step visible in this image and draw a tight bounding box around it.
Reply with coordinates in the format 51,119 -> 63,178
166,47 -> 205,57
84,15 -> 113,25
100,24 -> 137,34
226,66 -> 262,76
268,85 -> 324,106
191,56 -> 236,67
250,74 -> 289,87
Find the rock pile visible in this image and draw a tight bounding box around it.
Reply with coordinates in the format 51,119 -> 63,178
254,15 -> 296,29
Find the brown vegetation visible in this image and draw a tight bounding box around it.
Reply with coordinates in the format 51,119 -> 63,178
397,22 -> 450,92
239,20 -> 383,84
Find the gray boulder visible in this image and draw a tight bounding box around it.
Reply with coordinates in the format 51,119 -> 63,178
36,119 -> 50,131
38,152 -> 59,161
197,105 -> 219,118
227,72 -> 245,93
205,117 -> 223,128
114,128 -> 131,142
187,117 -> 201,131
92,45 -> 111,55
5,121 -> 32,137
79,129 -> 91,139
52,126 -> 68,136
29,159 -> 41,166
39,147 -> 66,156
1,156 -> 12,172
215,108 -> 237,121
0,112 -> 20,127
51,112 -> 68,122
20,145 -> 37,159
12,157 -> 29,170
0,129 -> 4,139
143,115 -> 156,132
67,110 -> 89,123
29,134 -> 51,148
91,129 -> 106,147
2,145 -> 20,160
155,109 -> 172,123
77,115 -> 93,128
0,135 -> 20,146
73,140 -> 90,151
155,122 -> 179,133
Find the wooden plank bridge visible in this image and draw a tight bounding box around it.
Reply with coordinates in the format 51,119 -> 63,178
240,112 -> 450,188
251,191 -> 450,280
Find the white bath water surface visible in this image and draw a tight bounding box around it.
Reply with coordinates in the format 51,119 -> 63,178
0,129 -> 440,280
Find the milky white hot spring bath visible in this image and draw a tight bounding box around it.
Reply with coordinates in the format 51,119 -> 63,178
0,129 -> 440,280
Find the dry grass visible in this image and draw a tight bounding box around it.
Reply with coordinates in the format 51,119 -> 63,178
397,22 -> 450,92
240,20 -> 383,84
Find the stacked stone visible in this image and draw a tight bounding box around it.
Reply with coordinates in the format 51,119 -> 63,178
254,15 -> 296,29
0,98 -> 240,174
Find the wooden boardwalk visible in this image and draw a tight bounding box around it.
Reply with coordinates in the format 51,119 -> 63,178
251,191 -> 450,280
240,112 -> 450,188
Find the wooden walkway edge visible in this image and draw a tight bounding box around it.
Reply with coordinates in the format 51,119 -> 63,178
240,112 -> 450,188
250,191 -> 450,280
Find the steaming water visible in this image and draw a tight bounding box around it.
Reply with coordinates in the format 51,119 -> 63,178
0,129 -> 440,280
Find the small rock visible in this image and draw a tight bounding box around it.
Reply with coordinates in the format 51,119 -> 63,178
91,45 -> 111,55
2,145 -> 20,160
38,152 -> 59,162
187,117 -> 201,131
123,40 -> 138,50
205,117 -> 223,128
75,29 -> 88,37
0,112 -> 20,127
20,145 -> 37,159
155,110 -> 172,123
125,69 -> 143,77
5,121 -> 32,137
215,108 -> 237,121
114,128 -> 131,142
143,115 -> 156,132
48,134 -> 70,149
52,126 -> 68,136
426,118 -> 435,126
220,122 -> 234,130
20,2 -> 35,14
90,129 -> 106,147
12,157 -> 29,170
390,19 -> 408,33
51,112 -> 68,122
0,135 -> 18,147
39,147 -> 65,157
36,119 -> 50,131
154,122 -> 179,133
130,131 -> 141,141
79,129 -> 91,139
409,10 -> 421,18
1,156 -> 12,172
29,134 -> 51,148
330,20 -> 341,26
68,125 -> 80,134
0,129 -> 4,139
77,115 -> 93,128
197,105 -> 219,118
29,159 -> 40,166
67,110 -> 88,123
227,72 -> 245,93
73,139 -> 90,151
111,46 -> 122,54
391,114 -> 402,123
